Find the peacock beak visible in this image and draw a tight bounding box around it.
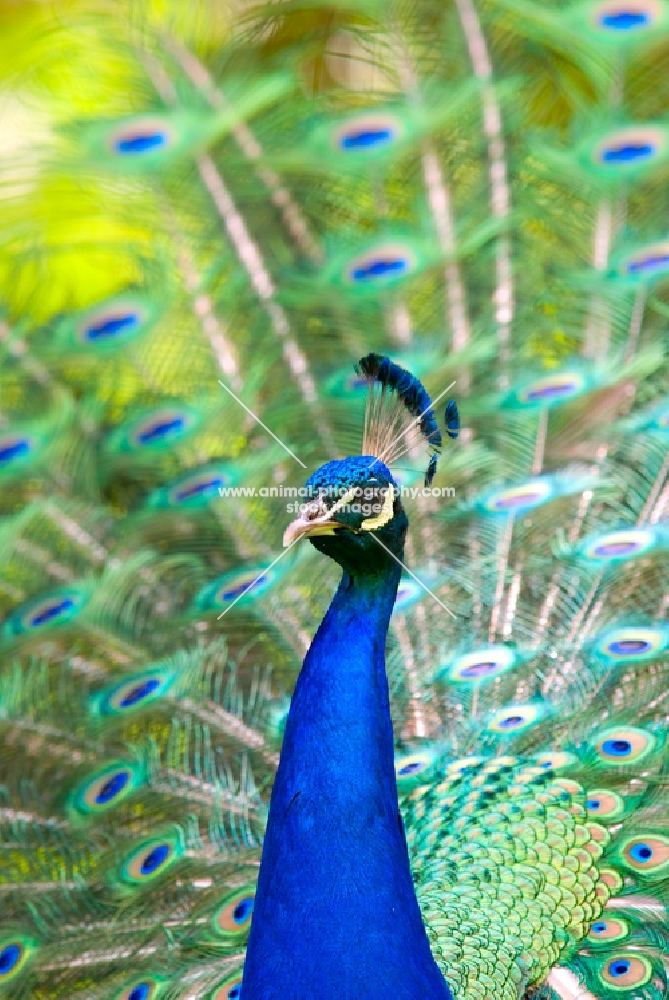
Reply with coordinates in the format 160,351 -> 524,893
282,515 -> 341,547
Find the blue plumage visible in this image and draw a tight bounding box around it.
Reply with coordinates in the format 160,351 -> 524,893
243,458 -> 452,999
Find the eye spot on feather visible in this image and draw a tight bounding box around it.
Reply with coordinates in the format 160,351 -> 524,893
0,943 -> 23,978
133,408 -> 193,447
121,679 -> 159,706
345,244 -> 417,287
99,669 -> 175,716
587,917 -> 630,944
481,480 -> 552,513
614,240 -> 669,283
30,597 -> 75,627
597,626 -> 666,660
601,953 -> 652,989
447,647 -> 515,683
621,835 -> 669,871
9,588 -> 89,637
585,790 -> 625,820
83,309 -> 141,344
110,120 -> 171,156
595,1 -> 658,33
487,704 -> 542,734
74,763 -> 140,814
334,114 -> 401,151
172,473 -> 227,504
213,888 -> 256,937
121,835 -> 181,884
593,727 -> 655,764
119,981 -> 161,1000
395,750 -> 436,787
210,975 -> 243,1000
592,126 -> 666,171
0,435 -> 32,467
583,528 -> 656,562
516,373 -> 585,406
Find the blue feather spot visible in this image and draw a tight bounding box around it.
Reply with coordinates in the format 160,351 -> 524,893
526,381 -> 578,401
221,575 -> 267,601
129,985 -> 151,1000
119,678 -> 161,708
95,771 -> 130,805
602,738 -> 632,756
84,313 -> 139,342
587,799 -> 601,810
30,598 -> 75,627
608,959 -> 631,976
629,842 -> 653,862
601,142 -> 655,163
608,639 -> 651,655
0,438 -> 30,465
600,11 -> 649,30
498,715 -> 524,729
351,257 -> 408,281
137,417 -> 185,444
593,539 -> 642,557
114,131 -> 167,155
493,491 -> 545,511
398,761 -> 425,776
175,476 -> 223,502
460,661 -> 497,679
232,897 -> 254,924
229,987 -> 242,1000
140,844 -> 170,875
628,253 -> 669,275
340,127 -> 394,150
591,921 -> 607,933
0,944 -> 21,976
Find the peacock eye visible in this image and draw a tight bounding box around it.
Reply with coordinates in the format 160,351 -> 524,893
97,668 -> 176,716
587,916 -> 629,944
73,762 -> 141,814
0,936 -> 35,981
210,974 -> 243,999
0,434 -> 33,468
582,527 -> 656,562
584,789 -> 625,820
213,887 -> 256,938
486,703 -> 543,734
118,981 -> 163,1000
592,726 -> 656,764
600,953 -> 652,989
446,647 -> 516,683
621,834 -> 669,872
0,943 -> 23,977
394,750 -> 436,787
120,834 -> 182,885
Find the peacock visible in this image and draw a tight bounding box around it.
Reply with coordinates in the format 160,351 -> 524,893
0,0 -> 668,998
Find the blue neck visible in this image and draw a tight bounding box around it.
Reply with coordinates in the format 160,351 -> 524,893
243,558 -> 452,999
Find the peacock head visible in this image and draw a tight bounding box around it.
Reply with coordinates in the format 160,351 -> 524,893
283,455 -> 408,572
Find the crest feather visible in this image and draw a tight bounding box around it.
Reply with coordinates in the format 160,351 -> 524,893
355,353 -> 443,486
